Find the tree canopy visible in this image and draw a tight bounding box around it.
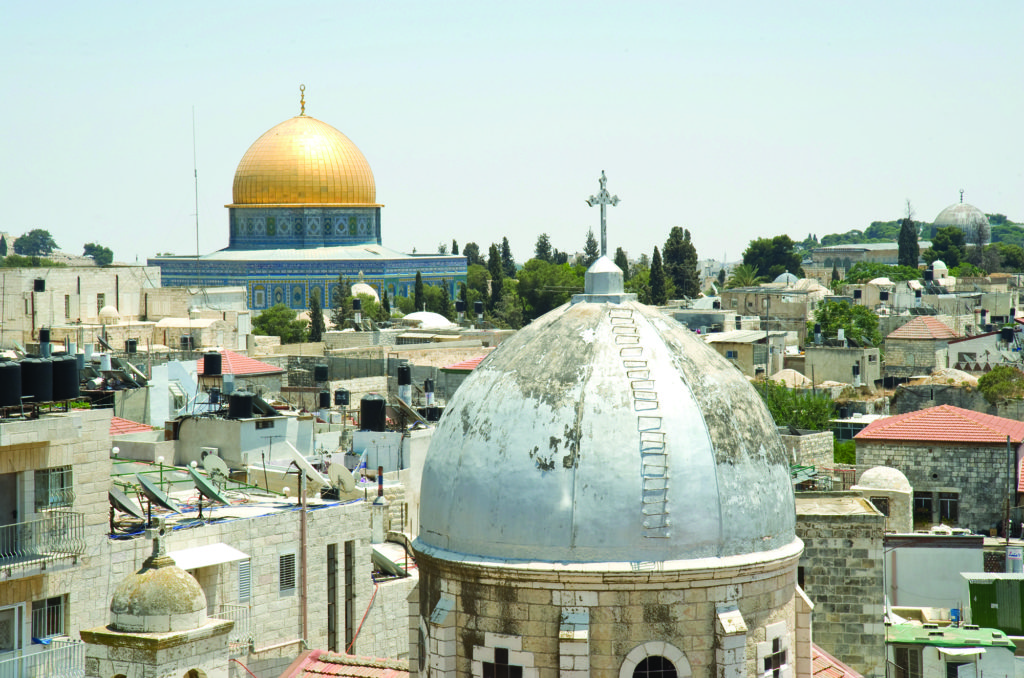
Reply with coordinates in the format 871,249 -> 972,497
742,235 -> 802,279
84,242 -> 113,266
897,217 -> 919,267
517,259 -> 584,319
534,233 -> 553,262
759,380 -> 835,431
253,304 -> 308,343
662,227 -> 699,298
487,244 -> 504,309
501,237 -> 516,277
14,229 -> 58,256
614,247 -> 630,281
843,262 -> 921,284
650,246 -> 669,305
725,263 -> 763,288
582,229 -> 600,268
923,226 -> 966,268
809,300 -> 882,347
329,275 -> 353,328
461,242 -> 485,266
978,365 -> 1024,404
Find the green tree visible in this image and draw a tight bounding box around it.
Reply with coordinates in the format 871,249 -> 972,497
923,226 -> 966,268
439,282 -> 454,320
726,263 -> 763,288
308,290 -> 325,341
650,246 -> 669,305
517,259 -> 585,320
663,227 -> 700,298
83,242 -> 113,266
330,275 -> 353,327
809,300 -> 882,347
759,380 -> 835,431
614,247 -> 630,281
394,295 -> 415,315
996,243 -> 1024,271
501,237 -> 516,278
978,365 -> 1024,404
437,242 -> 448,254
625,265 -> 651,304
553,249 -> 569,265
717,267 -> 726,286
844,262 -> 922,284
534,233 -> 553,262
582,229 -> 600,267
14,229 -> 58,256
0,236 -> 7,256
462,242 -> 485,266
414,272 -> 425,312
254,304 -> 308,343
742,235 -> 802,279
897,217 -> 919,267
381,289 -> 390,315
452,239 -> 459,257
357,293 -> 389,322
831,264 -> 840,283
488,243 -> 504,310
1,254 -> 65,268
950,262 -> 987,278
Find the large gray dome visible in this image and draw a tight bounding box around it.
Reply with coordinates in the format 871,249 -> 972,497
417,292 -> 796,564
934,200 -> 990,246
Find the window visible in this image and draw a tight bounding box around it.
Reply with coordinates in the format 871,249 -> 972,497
762,636 -> 787,678
35,466 -> 74,510
894,646 -> 922,678
256,420 -> 275,430
913,492 -> 933,525
634,656 -> 677,678
939,492 -> 959,524
870,496 -> 890,517
482,647 -> 522,678
945,662 -> 970,678
238,559 -> 251,603
96,293 -> 105,315
726,350 -> 738,359
253,286 -> 266,309
279,552 -> 296,595
64,295 -> 70,319
31,596 -> 64,638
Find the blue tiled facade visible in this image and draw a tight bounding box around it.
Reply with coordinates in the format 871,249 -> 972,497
228,206 -> 382,250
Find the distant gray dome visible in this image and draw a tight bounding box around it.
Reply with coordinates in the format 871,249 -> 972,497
774,272 -> 799,284
416,296 -> 797,564
931,260 -> 948,273
856,466 -> 911,493
934,200 -> 990,246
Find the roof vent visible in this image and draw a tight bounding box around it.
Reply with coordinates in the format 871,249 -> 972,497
922,623 -> 939,629
963,624 -> 979,630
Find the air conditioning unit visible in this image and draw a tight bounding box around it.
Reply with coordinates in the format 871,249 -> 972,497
200,447 -> 219,460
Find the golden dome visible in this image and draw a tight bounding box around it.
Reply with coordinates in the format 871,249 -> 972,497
231,115 -> 376,206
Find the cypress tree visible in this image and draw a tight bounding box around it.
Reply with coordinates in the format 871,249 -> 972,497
650,247 -> 668,305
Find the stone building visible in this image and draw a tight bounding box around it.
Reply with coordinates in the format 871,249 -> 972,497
718,278 -> 829,345
855,405 -> 1024,533
150,90 -> 466,312
412,257 -> 812,678
883,316 -> 960,380
803,345 -> 881,392
704,329 -> 787,377
794,492 -> 885,678
851,466 -> 913,534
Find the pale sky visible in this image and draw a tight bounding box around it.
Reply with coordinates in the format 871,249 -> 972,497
2,1 -> 1021,268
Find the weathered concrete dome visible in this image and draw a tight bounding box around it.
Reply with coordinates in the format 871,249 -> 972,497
934,199 -> 990,246
417,262 -> 796,564
109,527 -> 206,633
774,271 -> 799,284
856,466 -> 911,493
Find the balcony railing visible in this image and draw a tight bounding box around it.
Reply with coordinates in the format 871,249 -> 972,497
0,638 -> 84,678
213,603 -> 253,650
0,511 -> 86,573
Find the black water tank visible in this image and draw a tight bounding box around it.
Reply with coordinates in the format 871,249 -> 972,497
915,290 -> 922,298
455,300 -> 466,313
814,323 -> 822,334
425,406 -> 441,422
424,378 -> 434,393
879,291 -> 889,301
21,357 -> 53,403
334,388 -> 350,406
474,300 -> 484,316
0,361 -> 21,407
314,364 -> 329,382
839,406 -> 851,419
924,269 -> 934,282
1001,327 -> 1015,342
33,278 -> 45,292
124,339 -> 137,354
712,300 -> 721,310
39,328 -> 50,343
209,387 -> 221,405
361,394 -> 387,432
228,391 -> 254,419
203,352 -> 222,376
352,298 -> 362,311
853,290 -> 862,299
52,355 -> 79,401
397,364 -> 411,386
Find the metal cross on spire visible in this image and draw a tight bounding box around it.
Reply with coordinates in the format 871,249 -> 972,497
585,170 -> 620,257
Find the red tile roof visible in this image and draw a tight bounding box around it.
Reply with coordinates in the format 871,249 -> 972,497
110,416 -> 155,436
197,349 -> 283,377
280,650 -> 409,678
855,404 -> 1024,444
440,355 -> 488,373
813,644 -> 864,678
886,316 -> 960,340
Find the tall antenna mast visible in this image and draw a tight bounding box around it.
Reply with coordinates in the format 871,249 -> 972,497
193,106 -> 201,289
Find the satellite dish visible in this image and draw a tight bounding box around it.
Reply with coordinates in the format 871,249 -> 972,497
203,454 -> 230,484
136,473 -> 181,514
188,466 -> 232,506
285,441 -> 328,488
328,463 -> 355,493
109,487 -> 145,521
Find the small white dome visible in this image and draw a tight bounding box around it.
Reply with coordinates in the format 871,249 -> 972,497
931,260 -> 948,272
351,282 -> 379,302
99,305 -> 121,322
404,311 -> 455,330
855,466 -> 911,493
868,277 -> 894,286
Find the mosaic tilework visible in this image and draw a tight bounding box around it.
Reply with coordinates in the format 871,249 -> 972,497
228,207 -> 381,249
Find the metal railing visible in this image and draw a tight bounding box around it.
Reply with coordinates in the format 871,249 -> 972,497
0,511 -> 86,572
0,638 -> 84,678
213,603 -> 253,649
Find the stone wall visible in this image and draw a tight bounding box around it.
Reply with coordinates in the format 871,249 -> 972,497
779,430 -> 834,468
795,494 -> 885,677
884,338 -> 947,379
857,440 -> 1012,532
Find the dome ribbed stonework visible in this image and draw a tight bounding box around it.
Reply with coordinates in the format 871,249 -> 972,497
231,116 -> 376,206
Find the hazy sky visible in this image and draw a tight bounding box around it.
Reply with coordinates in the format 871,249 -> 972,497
3,1 -> 1021,268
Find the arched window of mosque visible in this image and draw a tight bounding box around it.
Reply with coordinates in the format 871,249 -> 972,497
292,286 -> 304,306
633,656 -> 677,678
